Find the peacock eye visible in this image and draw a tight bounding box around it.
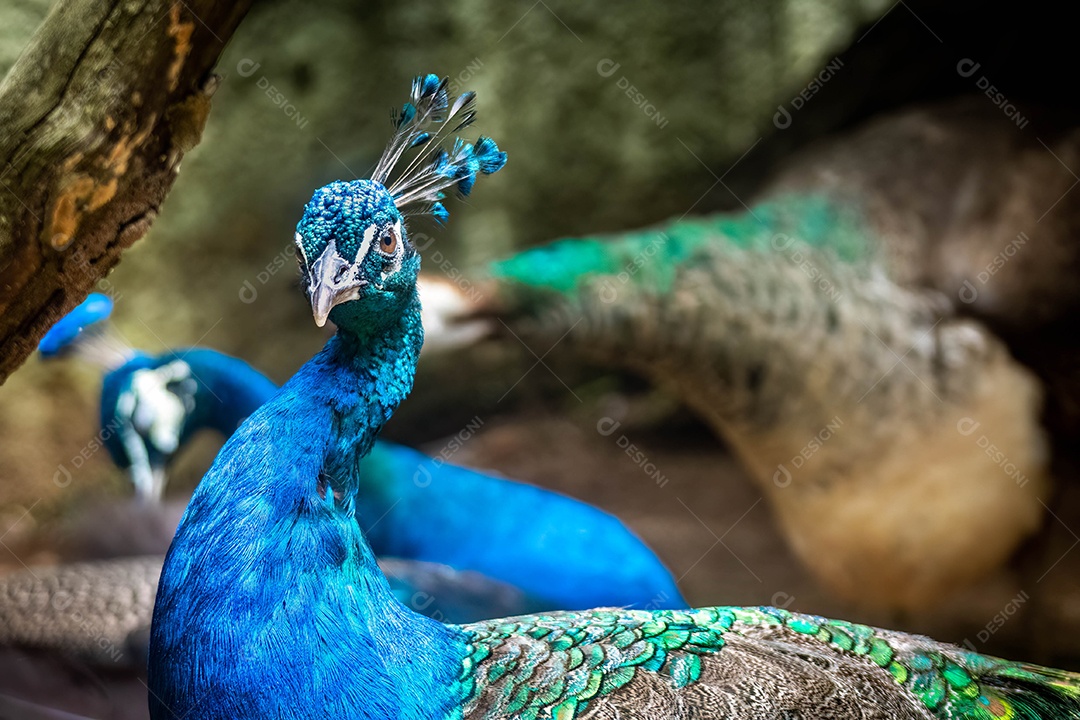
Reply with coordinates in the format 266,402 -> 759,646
379,231 -> 398,255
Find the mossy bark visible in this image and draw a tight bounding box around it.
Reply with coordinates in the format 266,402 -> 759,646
0,0 -> 251,382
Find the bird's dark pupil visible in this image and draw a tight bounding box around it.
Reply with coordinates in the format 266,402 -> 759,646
382,236 -> 392,247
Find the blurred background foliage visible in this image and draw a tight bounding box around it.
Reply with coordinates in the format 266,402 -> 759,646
0,0 -> 895,521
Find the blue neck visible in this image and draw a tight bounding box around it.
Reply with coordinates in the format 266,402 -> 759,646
150,295 -> 467,720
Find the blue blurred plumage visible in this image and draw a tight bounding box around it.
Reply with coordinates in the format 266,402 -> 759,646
43,295 -> 684,613
37,292 -> 113,357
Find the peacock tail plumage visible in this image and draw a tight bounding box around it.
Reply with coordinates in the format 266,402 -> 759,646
476,188 -> 1048,611
451,605 -> 1080,720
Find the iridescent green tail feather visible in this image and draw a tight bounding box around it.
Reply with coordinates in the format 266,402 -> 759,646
955,660 -> 1080,720
454,606 -> 1080,720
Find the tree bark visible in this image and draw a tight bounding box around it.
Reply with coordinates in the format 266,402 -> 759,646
0,0 -> 251,383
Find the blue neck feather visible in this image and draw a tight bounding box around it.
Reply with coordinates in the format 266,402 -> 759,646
102,334 -> 683,612
149,293 -> 466,719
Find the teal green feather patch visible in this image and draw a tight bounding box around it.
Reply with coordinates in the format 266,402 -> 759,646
490,194 -> 873,300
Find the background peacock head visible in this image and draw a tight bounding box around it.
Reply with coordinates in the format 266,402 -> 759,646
294,72 -> 506,332
38,294 -> 190,502
102,357 -> 200,502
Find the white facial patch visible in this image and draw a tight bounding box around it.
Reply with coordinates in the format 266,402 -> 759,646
294,232 -> 309,268
114,360 -> 196,501
125,360 -> 196,454
309,238 -> 365,307
357,225 -> 378,262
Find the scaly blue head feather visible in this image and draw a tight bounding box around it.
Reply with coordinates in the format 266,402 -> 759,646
38,293 -> 114,357
294,180 -> 418,331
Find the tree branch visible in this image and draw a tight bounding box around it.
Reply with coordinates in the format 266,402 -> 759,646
0,0 -> 252,383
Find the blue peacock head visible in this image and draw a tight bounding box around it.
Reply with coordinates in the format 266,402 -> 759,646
295,73 -> 506,330
38,293 -> 192,502
295,180 -> 414,329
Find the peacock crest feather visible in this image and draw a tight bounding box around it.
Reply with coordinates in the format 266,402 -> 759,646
371,73 -> 506,223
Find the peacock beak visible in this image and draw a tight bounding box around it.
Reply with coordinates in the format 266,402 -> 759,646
310,281 -> 364,328
311,284 -> 339,328
308,239 -> 363,327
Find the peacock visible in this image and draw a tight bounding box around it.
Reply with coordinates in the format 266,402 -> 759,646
435,97 -> 1076,612
147,74 -> 1080,720
35,295 -> 684,617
